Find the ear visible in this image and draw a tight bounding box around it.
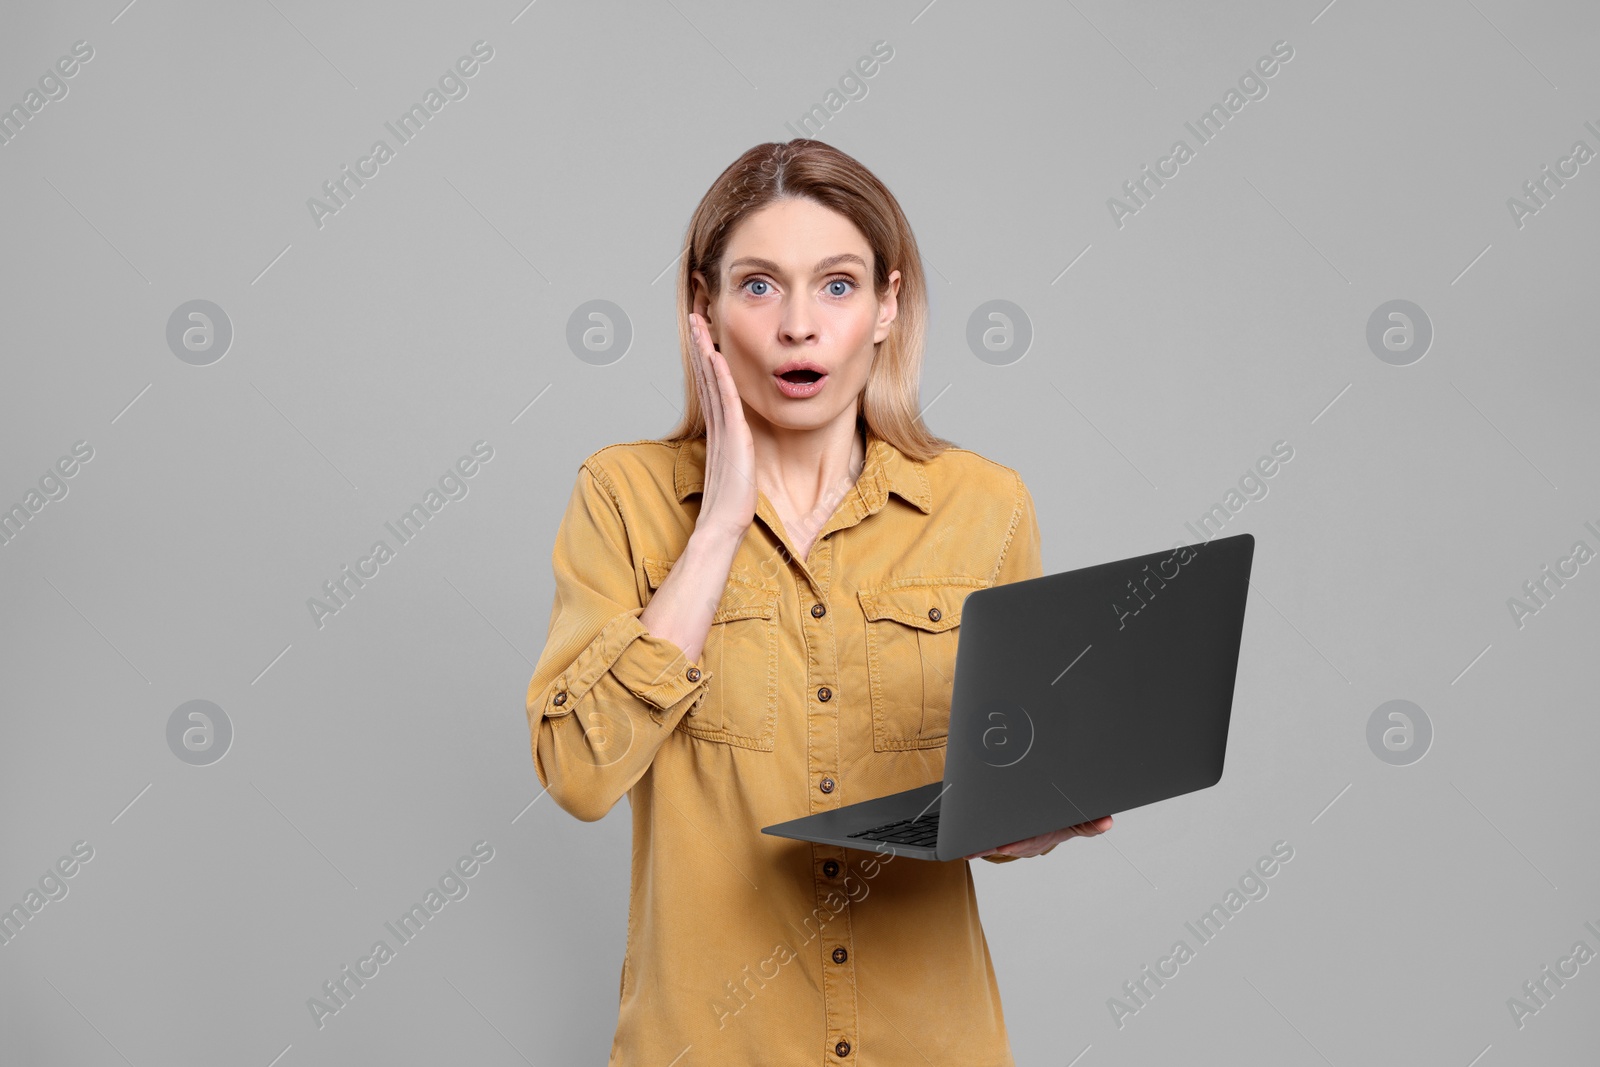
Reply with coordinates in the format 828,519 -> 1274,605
690,270 -> 720,350
874,269 -> 901,345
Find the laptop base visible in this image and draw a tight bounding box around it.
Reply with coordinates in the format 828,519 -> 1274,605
761,781 -> 947,860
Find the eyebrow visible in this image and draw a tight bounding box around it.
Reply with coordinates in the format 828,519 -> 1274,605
726,253 -> 869,277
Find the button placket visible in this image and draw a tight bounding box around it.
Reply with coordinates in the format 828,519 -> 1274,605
820,905 -> 858,1058
800,534 -> 857,1056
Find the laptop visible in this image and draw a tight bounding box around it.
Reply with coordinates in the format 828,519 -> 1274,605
761,532 -> 1255,860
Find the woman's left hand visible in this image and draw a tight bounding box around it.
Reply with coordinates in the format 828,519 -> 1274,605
962,815 -> 1113,861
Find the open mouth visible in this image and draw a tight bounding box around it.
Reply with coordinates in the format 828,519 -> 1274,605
778,369 -> 824,383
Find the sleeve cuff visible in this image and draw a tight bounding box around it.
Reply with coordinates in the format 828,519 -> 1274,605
610,614 -> 713,713
539,609 -> 711,719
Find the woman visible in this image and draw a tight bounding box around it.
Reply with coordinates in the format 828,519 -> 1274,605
526,139 -> 1111,1065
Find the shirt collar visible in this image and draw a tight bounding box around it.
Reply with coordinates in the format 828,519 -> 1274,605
673,423 -> 932,515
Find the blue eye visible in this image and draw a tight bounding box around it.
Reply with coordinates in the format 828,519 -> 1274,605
742,276 -> 855,297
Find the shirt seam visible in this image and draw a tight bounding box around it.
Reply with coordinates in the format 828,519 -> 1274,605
988,469 -> 1027,585
580,457 -> 625,513
585,438 -> 677,464
581,460 -> 635,573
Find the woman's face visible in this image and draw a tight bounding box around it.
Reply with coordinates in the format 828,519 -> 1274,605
693,197 -> 899,435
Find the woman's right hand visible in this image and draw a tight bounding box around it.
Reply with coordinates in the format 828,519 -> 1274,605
637,313 -> 755,666
688,312 -> 759,542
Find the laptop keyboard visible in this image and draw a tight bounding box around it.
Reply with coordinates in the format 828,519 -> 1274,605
846,811 -> 940,847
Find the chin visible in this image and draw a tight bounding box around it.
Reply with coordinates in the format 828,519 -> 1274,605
755,405 -> 844,432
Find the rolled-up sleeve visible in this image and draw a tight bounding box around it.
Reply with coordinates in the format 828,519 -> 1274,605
983,472 -> 1057,864
525,462 -> 712,822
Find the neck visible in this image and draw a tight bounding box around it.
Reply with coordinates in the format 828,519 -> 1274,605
749,414 -> 867,525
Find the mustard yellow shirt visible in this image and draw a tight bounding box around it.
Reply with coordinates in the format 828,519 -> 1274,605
525,424 -> 1052,1066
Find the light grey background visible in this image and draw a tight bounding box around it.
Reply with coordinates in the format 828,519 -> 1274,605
2,1 -> 1597,1064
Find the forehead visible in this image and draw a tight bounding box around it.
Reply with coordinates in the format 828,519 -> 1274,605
723,198 -> 873,273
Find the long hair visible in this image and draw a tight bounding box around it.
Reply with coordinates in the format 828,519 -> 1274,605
663,139 -> 954,461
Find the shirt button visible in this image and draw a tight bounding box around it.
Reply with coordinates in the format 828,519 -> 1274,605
811,603 -> 826,618
819,777 -> 835,794
928,606 -> 942,622
552,691 -> 566,706
817,686 -> 831,702
686,667 -> 701,682
831,946 -> 848,964
822,859 -> 839,877
835,1038 -> 851,1057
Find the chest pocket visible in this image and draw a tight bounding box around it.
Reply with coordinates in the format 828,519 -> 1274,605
858,576 -> 990,751
644,557 -> 779,752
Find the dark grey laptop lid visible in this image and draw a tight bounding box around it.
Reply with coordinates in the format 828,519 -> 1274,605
933,532 -> 1254,860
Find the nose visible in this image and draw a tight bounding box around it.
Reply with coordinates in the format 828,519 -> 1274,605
778,297 -> 819,345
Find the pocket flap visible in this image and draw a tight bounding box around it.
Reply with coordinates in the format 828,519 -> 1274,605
644,557 -> 777,623
709,583 -> 778,623
643,557 -> 673,591
858,576 -> 990,632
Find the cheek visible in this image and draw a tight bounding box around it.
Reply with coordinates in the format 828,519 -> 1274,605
715,301 -> 762,343
717,317 -> 765,383
835,312 -> 879,368
848,306 -> 880,345
729,358 -> 767,401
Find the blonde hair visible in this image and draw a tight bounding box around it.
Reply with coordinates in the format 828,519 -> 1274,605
664,139 -> 955,461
